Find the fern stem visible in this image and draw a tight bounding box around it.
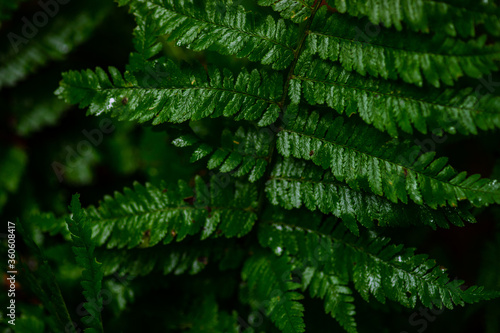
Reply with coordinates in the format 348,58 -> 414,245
279,0 -> 323,108
256,0 -> 324,218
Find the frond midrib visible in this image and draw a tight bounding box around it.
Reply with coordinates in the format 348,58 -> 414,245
294,74 -> 497,116
144,0 -> 295,51
74,85 -> 280,105
90,205 -> 254,225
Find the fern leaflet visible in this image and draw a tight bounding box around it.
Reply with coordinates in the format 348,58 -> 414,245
308,8 -> 500,88
120,0 -> 297,69
242,251 -> 306,333
258,209 -> 500,309
56,59 -> 282,126
329,0 -> 500,37
66,194 -> 104,333
266,157 -> 474,234
278,109 -> 500,208
173,126 -> 273,182
86,176 -> 257,249
291,56 -> 500,137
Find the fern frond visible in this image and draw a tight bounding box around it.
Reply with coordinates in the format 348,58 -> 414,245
173,126 -> 272,182
266,157 -> 475,234
329,0 -> 500,38
291,56 -> 500,137
98,238 -> 243,277
86,176 -> 257,249
242,251 -> 305,333
278,110 -> 500,208
0,0 -> 110,88
66,194 -> 104,333
258,210 -> 500,310
56,59 -> 282,126
301,267 -> 357,333
258,0 -> 314,23
122,0 -> 297,70
308,8 -> 500,87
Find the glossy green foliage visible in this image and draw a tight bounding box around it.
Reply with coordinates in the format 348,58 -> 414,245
57,59 -> 282,126
98,238 -> 244,277
330,0 -> 500,37
302,267 -> 357,333
123,0 -> 298,69
258,0 -> 314,23
266,157 -> 474,234
66,195 -> 104,333
259,209 -> 500,310
242,251 -> 306,333
309,8 -> 500,88
291,56 -> 500,137
86,176 -> 257,249
278,110 -> 500,208
173,126 -> 273,181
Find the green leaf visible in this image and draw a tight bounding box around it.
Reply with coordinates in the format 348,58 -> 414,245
242,251 -> 305,333
308,8 -> 500,87
86,176 -> 257,249
265,157 -> 475,234
292,56 -> 500,137
98,238 -> 244,277
56,59 -> 282,126
126,0 -> 297,69
258,0 -> 315,23
66,194 -> 104,333
180,126 -> 272,181
278,110 -> 500,208
301,267 -> 357,333
329,0 -> 500,37
259,209 -> 500,309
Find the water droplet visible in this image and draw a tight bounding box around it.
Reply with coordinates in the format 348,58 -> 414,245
107,98 -> 115,110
